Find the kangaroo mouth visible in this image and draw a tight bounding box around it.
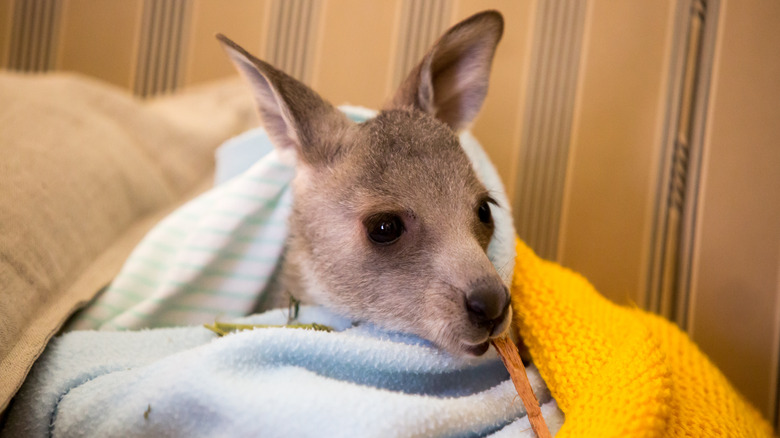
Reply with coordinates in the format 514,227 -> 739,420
460,304 -> 513,356
461,340 -> 491,356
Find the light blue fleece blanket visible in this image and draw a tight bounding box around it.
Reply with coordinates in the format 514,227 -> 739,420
5,307 -> 562,437
3,107 -> 564,436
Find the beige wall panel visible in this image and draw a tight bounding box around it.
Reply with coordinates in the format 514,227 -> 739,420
452,1 -> 536,200
184,0 -> 268,87
57,0 -> 144,90
558,1 -> 675,304
0,0 -> 13,67
688,0 -> 780,420
310,0 -> 401,109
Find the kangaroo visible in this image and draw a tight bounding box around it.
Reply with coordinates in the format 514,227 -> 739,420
217,10 -> 510,356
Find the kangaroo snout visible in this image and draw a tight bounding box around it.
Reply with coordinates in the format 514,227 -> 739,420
465,280 -> 510,335
458,274 -> 512,356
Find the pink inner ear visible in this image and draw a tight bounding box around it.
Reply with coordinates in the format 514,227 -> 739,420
222,47 -> 301,152
251,76 -> 301,152
219,36 -> 348,161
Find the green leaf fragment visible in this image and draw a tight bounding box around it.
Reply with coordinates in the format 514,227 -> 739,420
203,322 -> 333,337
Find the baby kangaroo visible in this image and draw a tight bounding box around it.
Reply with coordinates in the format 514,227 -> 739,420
217,10 -> 509,356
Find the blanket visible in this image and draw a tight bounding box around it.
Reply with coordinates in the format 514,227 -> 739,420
3,307 -> 564,437
510,239 -> 774,437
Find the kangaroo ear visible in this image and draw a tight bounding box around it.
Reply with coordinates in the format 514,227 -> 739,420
387,10 -> 503,132
217,34 -> 351,165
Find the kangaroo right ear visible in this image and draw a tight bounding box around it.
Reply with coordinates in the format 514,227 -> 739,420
387,10 -> 503,132
217,34 -> 351,166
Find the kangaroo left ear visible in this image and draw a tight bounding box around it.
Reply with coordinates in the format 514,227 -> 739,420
387,10 -> 504,132
217,34 -> 351,166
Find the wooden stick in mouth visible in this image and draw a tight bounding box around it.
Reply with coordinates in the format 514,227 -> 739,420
491,336 -> 552,438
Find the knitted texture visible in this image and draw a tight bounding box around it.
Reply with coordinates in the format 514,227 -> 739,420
510,239 -> 774,437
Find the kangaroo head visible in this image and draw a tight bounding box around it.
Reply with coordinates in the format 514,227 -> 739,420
218,10 -> 509,356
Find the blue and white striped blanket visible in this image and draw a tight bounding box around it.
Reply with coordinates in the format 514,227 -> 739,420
4,107 -> 564,437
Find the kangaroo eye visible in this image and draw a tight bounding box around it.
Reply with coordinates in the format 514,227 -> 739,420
364,213 -> 405,245
477,200 -> 493,225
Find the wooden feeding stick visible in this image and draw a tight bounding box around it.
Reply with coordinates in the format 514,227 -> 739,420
492,336 -> 552,438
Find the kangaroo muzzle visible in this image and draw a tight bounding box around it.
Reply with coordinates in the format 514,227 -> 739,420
465,277 -> 511,336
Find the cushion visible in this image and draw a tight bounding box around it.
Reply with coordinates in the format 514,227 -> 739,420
0,72 -> 256,412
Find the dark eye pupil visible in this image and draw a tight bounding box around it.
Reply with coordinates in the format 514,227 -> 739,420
478,201 -> 492,224
366,214 -> 404,245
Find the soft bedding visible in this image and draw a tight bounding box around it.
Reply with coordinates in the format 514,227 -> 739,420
4,307 -> 563,437
4,107 -> 565,436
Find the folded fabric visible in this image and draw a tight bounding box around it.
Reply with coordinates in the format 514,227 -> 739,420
66,106 -> 516,332
3,307 -> 564,437
509,239 -> 774,437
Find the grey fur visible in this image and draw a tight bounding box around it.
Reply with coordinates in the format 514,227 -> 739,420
217,10 -> 510,356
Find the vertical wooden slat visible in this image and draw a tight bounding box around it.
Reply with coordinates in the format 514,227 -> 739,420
392,0 -> 412,88
403,0 -> 419,81
291,0 -> 305,79
8,0 -> 20,67
154,0 -> 171,95
289,0 -> 302,79
134,1 -> 151,95
166,0 -> 180,92
10,0 -> 26,69
265,0 -> 280,65
278,0 -> 293,76
5,0 -> 19,67
17,0 -> 31,69
647,0 -> 715,326
528,0 -> 562,252
39,0 -> 52,70
45,0 -> 61,70
149,0 -> 162,95
416,0 -> 431,65
173,0 -> 191,93
513,0 -> 587,260
517,0 -> 550,245
146,0 -> 161,95
392,0 -> 451,89
5,0 -> 59,72
297,1 -> 314,82
0,0 -> 14,67
549,1 -> 585,253
263,0 -> 319,84
549,0 -> 587,257
29,0 -> 41,71
133,0 -> 191,97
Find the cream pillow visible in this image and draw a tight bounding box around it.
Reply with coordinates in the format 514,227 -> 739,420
0,72 -> 255,412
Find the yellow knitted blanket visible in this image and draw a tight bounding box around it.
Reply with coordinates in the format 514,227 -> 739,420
510,239 -> 773,437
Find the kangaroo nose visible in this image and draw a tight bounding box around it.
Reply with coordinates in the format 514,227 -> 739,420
465,284 -> 510,332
